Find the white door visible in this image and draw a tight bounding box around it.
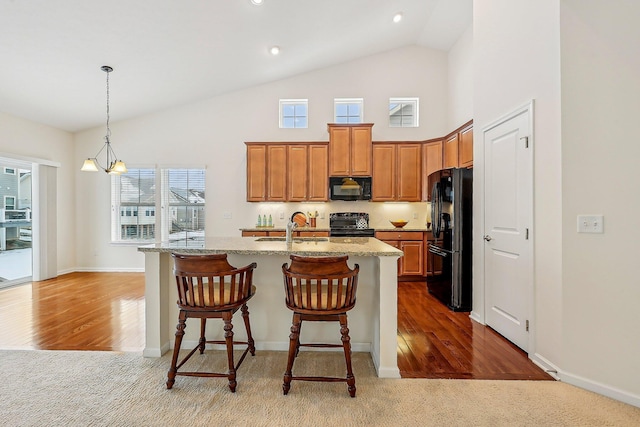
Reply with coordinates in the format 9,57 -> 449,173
483,104 -> 533,352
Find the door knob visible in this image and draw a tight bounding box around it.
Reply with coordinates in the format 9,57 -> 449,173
483,235 -> 492,242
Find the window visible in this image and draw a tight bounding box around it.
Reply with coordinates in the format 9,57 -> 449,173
111,168 -> 206,243
4,196 -> 16,210
161,169 -> 205,242
4,167 -> 16,175
334,98 -> 363,123
389,97 -> 419,127
111,168 -> 156,242
279,99 -> 308,128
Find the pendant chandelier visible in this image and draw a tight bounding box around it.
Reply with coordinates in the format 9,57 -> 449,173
81,65 -> 127,174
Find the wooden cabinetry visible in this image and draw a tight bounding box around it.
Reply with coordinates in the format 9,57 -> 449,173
246,142 -> 328,202
372,143 -> 421,202
443,120 -> 473,169
241,230 -> 328,238
422,139 -> 443,201
327,123 -> 373,176
459,125 -> 473,168
375,230 -> 425,278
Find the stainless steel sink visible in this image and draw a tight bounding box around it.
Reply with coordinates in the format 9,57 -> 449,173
255,237 -> 328,243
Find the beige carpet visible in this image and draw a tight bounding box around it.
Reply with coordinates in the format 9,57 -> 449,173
1,349 -> 638,426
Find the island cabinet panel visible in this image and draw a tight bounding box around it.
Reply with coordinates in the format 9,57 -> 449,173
308,144 -> 329,201
372,143 -> 421,202
287,145 -> 309,201
376,231 -> 425,279
246,145 -> 267,201
267,145 -> 287,201
459,124 -> 473,168
371,144 -> 396,201
328,123 -> 373,176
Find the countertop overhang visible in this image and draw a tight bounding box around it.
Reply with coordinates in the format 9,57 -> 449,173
138,236 -> 403,257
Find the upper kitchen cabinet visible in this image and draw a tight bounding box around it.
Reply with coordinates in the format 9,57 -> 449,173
422,138 -> 443,200
327,123 -> 373,176
246,142 -> 328,202
288,144 -> 329,201
372,143 -> 422,202
443,120 -> 473,169
459,124 -> 473,168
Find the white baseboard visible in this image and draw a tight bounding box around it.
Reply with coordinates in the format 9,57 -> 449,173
469,310 -> 484,324
560,370 -> 640,408
530,352 -> 560,380
69,267 -> 145,273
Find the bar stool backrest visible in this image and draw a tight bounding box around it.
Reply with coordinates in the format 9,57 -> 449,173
282,255 -> 359,314
172,253 -> 256,311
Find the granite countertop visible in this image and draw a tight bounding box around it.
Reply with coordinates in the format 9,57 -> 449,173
241,226 -> 330,232
138,236 -> 403,257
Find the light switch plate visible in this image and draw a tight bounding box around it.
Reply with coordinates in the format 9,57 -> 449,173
223,211 -> 232,219
577,215 -> 604,233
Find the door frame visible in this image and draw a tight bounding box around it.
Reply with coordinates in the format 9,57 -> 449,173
471,100 -> 535,355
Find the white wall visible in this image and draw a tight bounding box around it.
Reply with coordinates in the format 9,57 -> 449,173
448,25 -> 474,129
475,0 -> 640,407
0,112 -> 76,275
560,0 -> 640,403
74,45 -> 451,271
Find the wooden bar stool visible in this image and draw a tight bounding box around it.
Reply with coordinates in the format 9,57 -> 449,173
281,255 -> 360,397
166,253 -> 257,393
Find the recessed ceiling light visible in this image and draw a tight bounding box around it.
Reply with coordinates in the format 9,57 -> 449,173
393,12 -> 403,23
270,46 -> 280,55
251,0 -> 263,5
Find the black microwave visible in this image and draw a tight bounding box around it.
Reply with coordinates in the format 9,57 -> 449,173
329,177 -> 372,201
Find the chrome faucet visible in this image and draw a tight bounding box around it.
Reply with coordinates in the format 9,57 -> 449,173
286,220 -> 298,243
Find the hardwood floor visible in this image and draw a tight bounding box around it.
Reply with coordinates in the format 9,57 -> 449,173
398,280 -> 552,380
0,272 -> 552,380
0,272 -> 145,351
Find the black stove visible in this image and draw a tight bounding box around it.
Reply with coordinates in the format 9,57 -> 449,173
329,212 -> 375,237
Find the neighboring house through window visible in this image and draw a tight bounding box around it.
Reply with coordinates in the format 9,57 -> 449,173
111,167 -> 205,243
389,97 -> 419,127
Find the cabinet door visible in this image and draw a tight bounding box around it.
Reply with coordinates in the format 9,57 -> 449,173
459,125 -> 473,168
246,144 -> 266,201
308,144 -> 329,201
443,133 -> 459,169
397,144 -> 422,201
423,140 -> 443,201
372,144 -> 396,201
287,145 -> 308,201
267,145 -> 287,201
328,126 -> 351,176
400,240 -> 424,276
241,230 -> 268,237
350,125 -> 372,176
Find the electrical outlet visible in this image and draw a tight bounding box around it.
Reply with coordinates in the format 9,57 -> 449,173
413,212 -> 418,219
279,212 -> 284,220
577,215 -> 604,233
319,211 -> 325,219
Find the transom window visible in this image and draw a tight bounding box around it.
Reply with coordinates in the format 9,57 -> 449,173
389,97 -> 419,128
279,99 -> 308,128
334,98 -> 363,124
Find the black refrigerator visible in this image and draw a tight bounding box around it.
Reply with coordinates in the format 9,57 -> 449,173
427,168 -> 472,311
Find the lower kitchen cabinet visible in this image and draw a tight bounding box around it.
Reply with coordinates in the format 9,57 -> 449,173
241,230 -> 286,237
375,231 -> 425,279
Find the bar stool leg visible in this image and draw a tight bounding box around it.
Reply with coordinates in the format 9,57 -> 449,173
222,312 -> 237,392
340,314 -> 356,397
167,312 -> 187,389
198,318 -> 207,354
283,313 -> 301,395
241,303 -> 255,356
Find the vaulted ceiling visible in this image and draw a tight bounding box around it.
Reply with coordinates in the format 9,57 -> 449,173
0,0 -> 472,132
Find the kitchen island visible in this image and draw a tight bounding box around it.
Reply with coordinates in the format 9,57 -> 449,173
138,236 -> 402,378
